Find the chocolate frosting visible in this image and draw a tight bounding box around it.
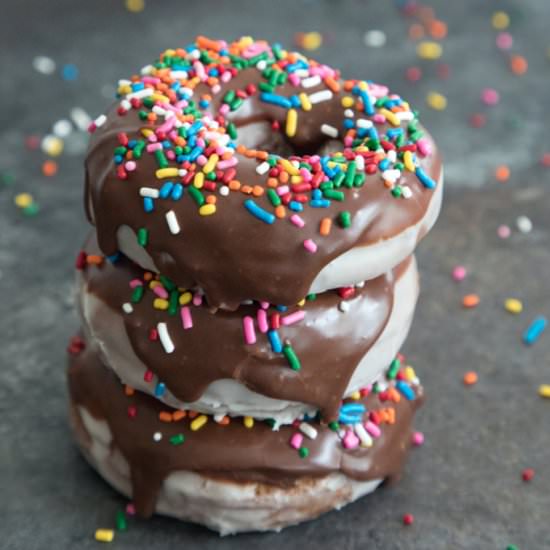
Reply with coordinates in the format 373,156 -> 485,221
80,234 -> 412,421
85,39 -> 442,309
68,339 -> 423,518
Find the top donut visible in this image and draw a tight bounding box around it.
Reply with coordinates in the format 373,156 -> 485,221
85,36 -> 443,310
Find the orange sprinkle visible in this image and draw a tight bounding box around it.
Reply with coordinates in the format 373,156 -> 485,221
218,416 -> 231,426
324,76 -> 340,93
196,36 -> 222,51
143,271 -> 153,281
159,412 -> 173,423
267,177 -> 278,188
343,80 -> 355,92
252,185 -> 264,197
228,180 -> 241,191
86,255 -> 104,265
275,205 -> 286,219
429,20 -> 448,39
172,410 -> 187,421
240,185 -> 253,194
256,151 -> 269,161
510,54 -> 528,75
409,23 -> 425,40
387,387 -> 401,403
463,371 -> 478,386
462,294 -> 480,308
320,217 -> 332,236
279,171 -> 289,183
236,144 -> 247,154
495,165 -> 510,182
124,385 -> 135,396
205,195 -> 217,204
187,410 -> 199,419
42,160 -> 58,177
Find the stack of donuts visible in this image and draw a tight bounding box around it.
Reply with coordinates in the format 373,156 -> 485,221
68,36 -> 443,534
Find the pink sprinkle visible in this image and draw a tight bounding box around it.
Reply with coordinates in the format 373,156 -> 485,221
260,301 -> 269,309
126,503 -> 136,516
364,421 -> 381,438
497,224 -> 511,239
180,306 -> 193,330
281,310 -> 306,326
192,292 -> 203,306
217,157 -> 238,169
373,113 -> 386,124
412,431 -> 425,446
343,136 -> 353,147
276,185 -> 290,196
290,214 -> 305,228
290,433 -> 303,449
342,430 -> 360,450
496,32 -> 513,50
196,155 -> 207,166
125,161 -> 137,172
243,316 -> 256,345
219,104 -> 230,115
153,285 -> 169,299
221,71 -> 232,83
129,279 -> 143,288
288,73 -> 300,87
257,309 -> 269,333
166,150 -> 176,161
452,265 -> 467,281
146,143 -> 162,153
416,138 -> 432,157
144,370 -> 154,383
303,239 -> 317,253
481,88 -> 500,106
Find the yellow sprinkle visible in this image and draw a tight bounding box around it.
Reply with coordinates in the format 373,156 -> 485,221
405,366 -> 416,381
43,135 -> 64,157
14,193 -> 33,208
379,108 -> 400,127
341,96 -> 354,108
290,175 -> 302,184
279,159 -> 299,176
191,415 -> 208,431
151,93 -> 169,103
350,391 -> 361,401
403,151 -> 416,172
149,280 -> 160,289
426,91 -> 447,111
492,11 -> 510,30
240,36 -> 254,47
153,298 -> 169,310
156,168 -> 179,178
416,41 -> 443,60
95,529 -> 115,543
296,298 -> 306,307
199,204 -> 216,216
358,81 -> 369,91
286,108 -> 298,138
203,154 -> 219,174
125,0 -> 145,12
243,416 -> 254,428
299,93 -> 312,111
118,84 -> 132,95
141,128 -> 154,138
179,291 -> 192,305
504,298 -> 523,314
539,384 -> 550,398
193,172 -> 204,188
302,31 -> 323,51
163,48 -> 176,57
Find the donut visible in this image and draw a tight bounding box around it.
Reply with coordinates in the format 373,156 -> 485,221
77,233 -> 418,426
85,36 -> 443,310
68,335 -> 423,534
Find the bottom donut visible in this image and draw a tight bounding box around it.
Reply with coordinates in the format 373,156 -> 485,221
67,336 -> 424,535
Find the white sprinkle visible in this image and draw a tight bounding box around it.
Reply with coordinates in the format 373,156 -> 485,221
140,64 -> 154,75
356,118 -> 373,129
383,169 -> 401,183
294,69 -> 310,78
516,215 -> 533,233
387,150 -> 397,163
256,161 -> 270,175
157,322 -> 175,354
402,186 -> 413,199
321,124 -> 338,138
170,70 -> 188,79
363,30 -> 387,48
395,111 -> 415,121
120,99 -> 132,111
344,109 -> 355,118
301,75 -> 322,89
339,301 -> 350,313
355,155 -> 365,171
118,79 -> 132,87
354,423 -> 373,447
32,55 -> 56,75
153,105 -> 167,116
70,107 -> 92,131
337,429 -> 347,439
214,413 -> 226,423
140,187 -> 160,198
52,119 -> 73,138
165,210 -> 181,235
309,90 -> 333,104
153,432 -> 163,442
356,281 -> 365,288
178,169 -> 187,177
94,114 -> 107,128
377,381 -> 388,392
219,185 -> 230,196
189,49 -> 201,60
256,60 -> 267,71
127,87 -> 154,100
299,422 -> 318,440
122,303 -> 133,314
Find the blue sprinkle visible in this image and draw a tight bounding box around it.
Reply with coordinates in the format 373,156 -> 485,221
310,199 -> 330,208
386,128 -> 404,139
267,330 -> 282,353
343,119 -> 355,129
159,182 -> 174,199
523,316 -> 547,345
244,198 -> 275,224
161,140 -> 171,149
340,403 -> 366,414
106,252 -> 121,264
189,146 -> 203,162
338,412 -> 363,425
171,183 -> 184,201
378,158 -> 390,170
289,201 -> 303,212
367,126 -> 379,140
128,140 -> 137,149
114,155 -> 123,165
131,82 -> 145,92
259,93 -> 292,109
290,95 -> 301,108
143,197 -> 154,213
312,189 -> 322,200
61,63 -> 79,81
154,382 -> 166,397
276,305 -> 288,312
415,167 -> 436,189
188,121 -> 203,135
171,81 -> 181,92
199,99 -> 210,108
396,381 -> 415,401
359,90 -> 374,116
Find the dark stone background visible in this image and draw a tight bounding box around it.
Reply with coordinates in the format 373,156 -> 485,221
1,1 -> 549,548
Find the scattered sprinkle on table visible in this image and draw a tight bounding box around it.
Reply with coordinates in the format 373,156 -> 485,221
94,529 -> 114,543
491,11 -> 510,30
402,513 -> 414,526
495,165 -> 510,182
522,468 -> 535,482
416,41 -> 442,59
125,0 -> 145,11
538,385 -> 550,399
481,88 -> 500,106
364,30 -> 387,48
463,371 -> 478,386
462,294 -> 480,308
426,91 -> 447,111
412,431 -> 424,446
516,215 -> 532,234
497,225 -> 511,239
452,265 -> 467,282
504,298 -> 523,314
523,316 -> 547,345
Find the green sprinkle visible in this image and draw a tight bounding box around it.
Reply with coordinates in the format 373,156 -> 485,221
332,171 -> 345,188
306,293 -> 317,301
115,510 -> 127,532
323,189 -> 344,201
131,285 -> 145,304
328,421 -> 340,432
265,418 -> 277,429
22,203 -> 40,216
258,82 -> 274,93
298,447 -> 309,458
114,146 -> 127,156
137,227 -> 148,247
227,122 -> 237,140
154,150 -> 168,169
367,138 -> 380,150
387,358 -> 401,380
138,110 -> 148,121
168,290 -> 179,316
344,161 -> 356,188
391,186 -> 402,198
170,433 -> 185,446
283,343 -> 301,371
372,382 -> 381,394
267,188 -> 281,207
230,97 -> 243,111
272,44 -> 284,60
223,90 -> 235,104
0,172 -> 15,186
133,141 -> 145,159
188,185 -> 205,206
353,173 -> 365,187
338,211 -> 352,229
159,275 -> 176,291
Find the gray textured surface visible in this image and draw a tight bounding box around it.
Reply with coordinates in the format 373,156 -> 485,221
1,1 -> 549,548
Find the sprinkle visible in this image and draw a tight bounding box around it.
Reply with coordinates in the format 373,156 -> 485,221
538,385 -> 550,398
303,238 -> 317,253
402,514 -> 414,526
180,306 -> 193,329
170,434 -> 185,446
126,0 -> 145,12
516,215 -> 533,234
32,55 -> 56,74
415,167 -> 436,189
462,294 -> 480,308
365,421 -> 381,438
342,430 -> 360,449
153,432 -> 162,442
156,167 -> 179,178
452,266 -> 467,281
523,317 -> 547,345
300,31 -> 323,51
412,431 -> 424,446
244,198 -> 275,224
319,217 -> 332,236
243,416 -> 254,429
290,214 -> 305,228
14,193 -> 33,208
256,161 -> 270,175
522,468 -> 535,482
95,529 -> 114,543
283,343 -> 301,370
301,75 -> 321,88
165,210 -> 180,234
363,30 -> 386,48
290,433 -> 303,449
157,322 -> 175,353
308,90 -> 333,104
504,298 -> 523,314
496,32 -> 513,50
354,423 -> 373,447
338,211 -> 352,228
259,92 -> 292,109
320,124 -> 338,138
199,204 -> 216,216
267,330 -> 283,353
190,415 -> 208,431
495,165 -> 510,182
395,381 -> 415,400
463,371 -> 478,386
286,108 -> 298,137
298,447 -> 310,458
122,303 -> 133,314
498,224 -> 511,239
299,422 -> 318,440
115,511 -> 127,532
281,310 -> 306,326
426,91 -> 447,111
416,41 -> 443,59
243,316 -> 257,344
139,187 -> 159,198
481,88 -> 500,106
491,11 -> 510,30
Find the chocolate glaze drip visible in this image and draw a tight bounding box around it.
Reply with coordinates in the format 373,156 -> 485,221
68,340 -> 423,518
81,234 -> 412,421
85,67 -> 441,310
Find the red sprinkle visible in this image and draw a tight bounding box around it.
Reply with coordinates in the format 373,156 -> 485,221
403,513 -> 415,526
75,251 -> 87,270
127,405 -> 137,418
522,468 -> 535,482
